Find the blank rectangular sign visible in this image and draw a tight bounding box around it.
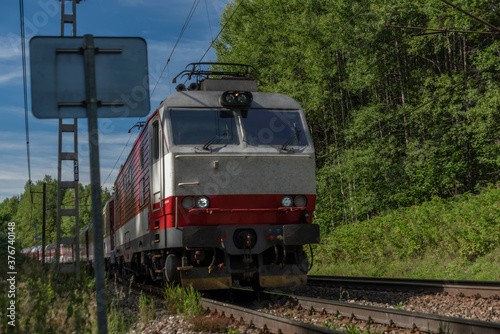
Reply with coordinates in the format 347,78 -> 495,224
30,36 -> 150,118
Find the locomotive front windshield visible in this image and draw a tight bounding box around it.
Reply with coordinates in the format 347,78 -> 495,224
170,109 -> 239,146
242,109 -> 308,147
170,108 -> 308,149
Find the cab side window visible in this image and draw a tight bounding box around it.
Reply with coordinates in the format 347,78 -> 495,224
152,120 -> 160,162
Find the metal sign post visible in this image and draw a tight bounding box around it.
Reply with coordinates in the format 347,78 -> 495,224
83,34 -> 107,334
42,182 -> 46,265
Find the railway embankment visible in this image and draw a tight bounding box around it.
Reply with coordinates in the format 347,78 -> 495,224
312,185 -> 500,280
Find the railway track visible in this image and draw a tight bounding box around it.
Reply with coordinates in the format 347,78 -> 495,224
130,279 -> 500,333
201,298 -> 342,334
134,282 -> 342,333
308,275 -> 500,298
227,288 -> 500,334
271,292 -> 500,334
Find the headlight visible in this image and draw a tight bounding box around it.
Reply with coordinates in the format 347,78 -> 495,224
182,197 -> 195,210
220,91 -> 253,107
196,196 -> 210,209
281,196 -> 293,207
225,93 -> 236,104
293,195 -> 307,207
236,93 -> 250,104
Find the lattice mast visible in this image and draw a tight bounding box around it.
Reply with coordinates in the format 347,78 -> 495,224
55,0 -> 82,278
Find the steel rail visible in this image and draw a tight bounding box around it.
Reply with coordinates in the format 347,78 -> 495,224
201,298 -> 343,334
225,288 -> 500,333
308,275 -> 500,298
133,282 -> 342,333
285,293 -> 500,334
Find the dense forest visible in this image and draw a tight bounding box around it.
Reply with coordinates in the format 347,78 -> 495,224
214,0 -> 500,232
0,176 -> 111,248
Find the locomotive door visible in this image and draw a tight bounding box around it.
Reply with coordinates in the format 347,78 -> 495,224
150,117 -> 163,213
109,199 -> 115,264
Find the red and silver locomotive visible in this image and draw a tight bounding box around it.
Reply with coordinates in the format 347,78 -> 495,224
104,63 -> 319,289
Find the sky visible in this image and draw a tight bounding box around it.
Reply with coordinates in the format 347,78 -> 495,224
0,0 -> 232,201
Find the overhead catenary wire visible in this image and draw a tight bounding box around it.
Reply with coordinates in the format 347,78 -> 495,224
18,0 -> 39,238
385,24 -> 498,35
198,0 -> 245,63
19,0 -> 31,191
440,0 -> 500,33
18,0 -> 37,229
150,0 -> 202,99
100,129 -> 136,187
204,0 -> 214,42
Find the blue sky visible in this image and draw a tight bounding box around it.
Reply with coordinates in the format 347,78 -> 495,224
0,0 -> 232,201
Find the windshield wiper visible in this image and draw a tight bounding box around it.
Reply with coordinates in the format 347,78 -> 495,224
280,123 -> 301,151
202,123 -> 230,151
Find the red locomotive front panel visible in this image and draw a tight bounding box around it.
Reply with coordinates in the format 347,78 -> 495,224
174,194 -> 315,227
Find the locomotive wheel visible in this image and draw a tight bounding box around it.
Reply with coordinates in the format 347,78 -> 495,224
165,254 -> 181,283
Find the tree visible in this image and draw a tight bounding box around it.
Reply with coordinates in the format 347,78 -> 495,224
0,196 -> 20,232
5,175 -> 113,247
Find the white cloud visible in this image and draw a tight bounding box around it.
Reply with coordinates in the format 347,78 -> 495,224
0,119 -> 137,201
118,0 -> 149,6
0,36 -> 29,86
0,129 -> 56,199
0,36 -> 22,60
0,105 -> 26,118
117,0 -> 229,14
0,158 -> 31,200
0,69 -> 23,85
0,141 -> 25,152
0,166 -> 28,181
0,131 -> 29,152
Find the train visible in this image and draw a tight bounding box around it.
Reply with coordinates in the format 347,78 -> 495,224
20,243 -> 73,264
22,63 -> 320,290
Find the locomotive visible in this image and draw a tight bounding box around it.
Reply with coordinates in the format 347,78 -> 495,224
25,63 -> 320,290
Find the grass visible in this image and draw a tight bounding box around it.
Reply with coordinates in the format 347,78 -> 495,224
310,185 -> 500,280
0,255 -> 207,333
0,258 -> 95,333
163,283 -> 247,333
139,294 -> 156,324
0,257 -> 139,334
163,283 -> 204,319
108,301 -> 130,334
0,250 -> 237,334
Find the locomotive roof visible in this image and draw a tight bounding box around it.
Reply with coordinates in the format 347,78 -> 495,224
200,78 -> 258,92
161,90 -> 302,110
